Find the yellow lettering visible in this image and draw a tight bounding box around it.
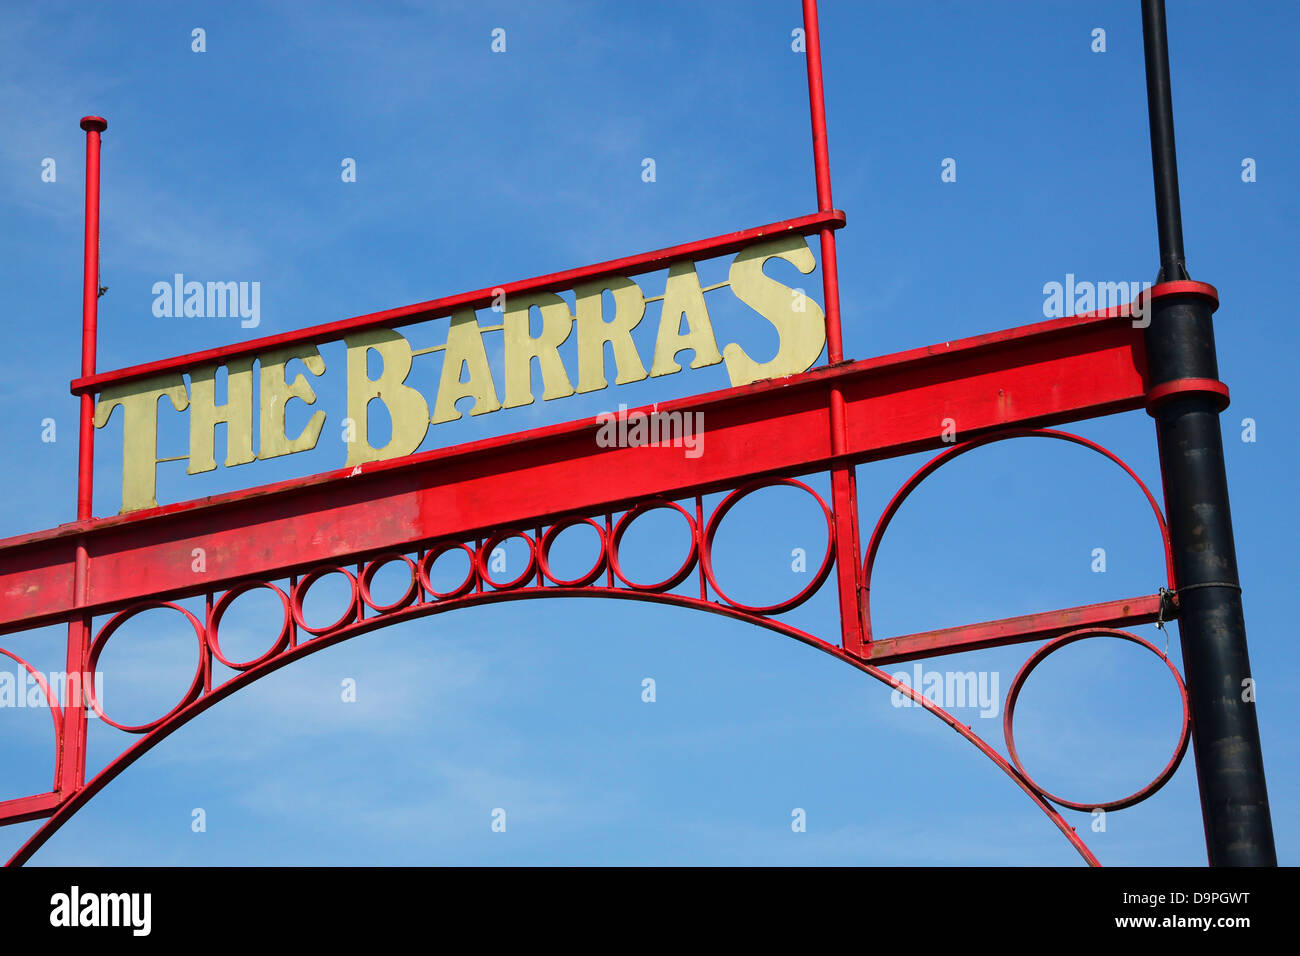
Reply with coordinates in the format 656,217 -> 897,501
187,358 -> 255,473
93,375 -> 189,513
503,294 -> 575,408
343,328 -> 429,465
649,260 -> 722,377
432,311 -> 502,424
722,235 -> 825,386
258,345 -> 326,460
574,276 -> 648,393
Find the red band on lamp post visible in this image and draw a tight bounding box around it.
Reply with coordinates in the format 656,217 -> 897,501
1145,377 -> 1230,415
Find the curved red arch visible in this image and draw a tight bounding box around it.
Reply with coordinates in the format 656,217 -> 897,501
5,589 -> 1101,867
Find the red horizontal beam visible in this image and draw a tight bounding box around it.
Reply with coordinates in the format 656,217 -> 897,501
69,210 -> 847,397
864,595 -> 1164,665
2,308 -> 1147,635
0,791 -> 61,825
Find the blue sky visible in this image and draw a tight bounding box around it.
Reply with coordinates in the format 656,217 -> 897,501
1,0 -> 1296,865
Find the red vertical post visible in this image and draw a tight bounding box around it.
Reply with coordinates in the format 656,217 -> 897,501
802,0 -> 842,365
77,118 -> 106,521
56,116 -> 107,794
801,1 -> 865,655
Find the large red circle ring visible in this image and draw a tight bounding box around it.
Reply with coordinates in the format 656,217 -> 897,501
609,500 -> 698,592
701,478 -> 835,615
86,601 -> 207,734
1003,628 -> 1191,813
209,581 -> 292,670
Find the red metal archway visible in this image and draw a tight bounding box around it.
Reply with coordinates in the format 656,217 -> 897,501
1,420 -> 1193,867
0,0 -> 1273,866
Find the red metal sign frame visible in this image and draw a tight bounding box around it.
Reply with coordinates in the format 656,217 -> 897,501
0,0 -> 1260,866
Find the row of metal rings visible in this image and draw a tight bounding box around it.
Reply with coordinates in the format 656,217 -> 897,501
83,479 -> 836,734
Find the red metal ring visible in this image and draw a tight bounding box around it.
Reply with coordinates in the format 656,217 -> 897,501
476,530 -> 538,590
1143,279 -> 1219,312
1002,627 -> 1191,813
418,542 -> 478,599
208,581 -> 291,670
359,552 -> 420,613
609,500 -> 698,592
538,517 -> 608,588
0,647 -> 64,736
86,601 -> 206,734
862,428 -> 1177,639
701,478 -> 835,615
291,566 -> 360,636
